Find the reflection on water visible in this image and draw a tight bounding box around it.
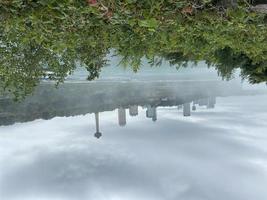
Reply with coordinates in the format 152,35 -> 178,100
94,97 -> 217,139
1,1 -> 267,198
0,74 -> 259,126
1,94 -> 267,200
0,77 -> 267,200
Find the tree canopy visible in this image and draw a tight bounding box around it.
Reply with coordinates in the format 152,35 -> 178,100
1,0 -> 267,99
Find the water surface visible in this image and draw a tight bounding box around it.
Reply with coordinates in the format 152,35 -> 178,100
1,68 -> 267,200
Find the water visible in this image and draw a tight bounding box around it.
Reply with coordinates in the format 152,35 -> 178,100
1,66 -> 267,200
1,1 -> 267,199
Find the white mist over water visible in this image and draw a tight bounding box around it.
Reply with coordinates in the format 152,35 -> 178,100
68,60 -> 221,82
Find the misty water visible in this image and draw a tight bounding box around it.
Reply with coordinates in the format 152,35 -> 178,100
1,61 -> 267,200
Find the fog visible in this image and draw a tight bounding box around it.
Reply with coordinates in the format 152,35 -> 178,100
68,59 -> 222,82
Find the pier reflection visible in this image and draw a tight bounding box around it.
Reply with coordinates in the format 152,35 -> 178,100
93,96 -> 217,139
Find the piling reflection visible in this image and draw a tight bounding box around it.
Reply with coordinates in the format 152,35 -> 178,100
94,112 -> 102,139
92,96 -> 216,139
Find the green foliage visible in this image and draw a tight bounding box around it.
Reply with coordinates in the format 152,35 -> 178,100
0,0 -> 267,99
